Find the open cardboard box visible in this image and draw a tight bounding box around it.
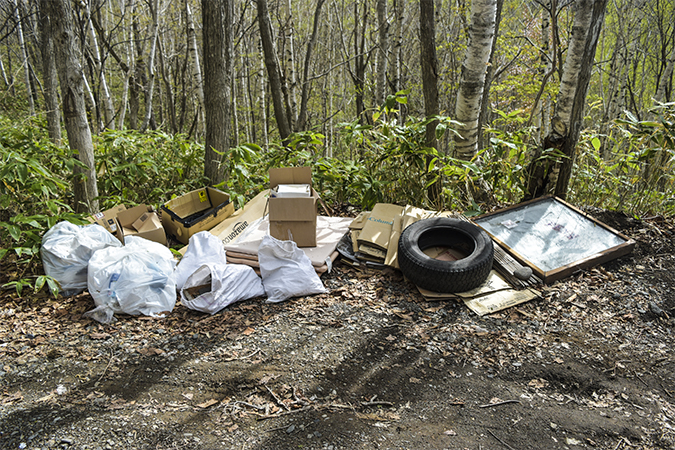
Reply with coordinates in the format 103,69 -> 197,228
89,204 -> 166,245
161,186 -> 234,244
268,167 -> 319,247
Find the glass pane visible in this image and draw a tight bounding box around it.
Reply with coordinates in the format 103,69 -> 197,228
475,198 -> 627,272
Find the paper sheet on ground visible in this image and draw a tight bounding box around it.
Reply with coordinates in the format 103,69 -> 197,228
416,270 -> 540,315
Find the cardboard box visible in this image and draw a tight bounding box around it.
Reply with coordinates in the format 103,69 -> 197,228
117,205 -> 166,245
268,167 -> 319,247
161,187 -> 234,244
89,205 -> 126,238
89,204 -> 166,245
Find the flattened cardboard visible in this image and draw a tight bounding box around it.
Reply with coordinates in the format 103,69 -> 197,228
161,187 -> 234,244
356,203 -> 404,251
268,167 -> 319,247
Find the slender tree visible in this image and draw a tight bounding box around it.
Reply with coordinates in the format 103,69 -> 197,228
38,3 -> 61,144
256,0 -> 291,141
453,0 -> 498,161
41,0 -> 99,213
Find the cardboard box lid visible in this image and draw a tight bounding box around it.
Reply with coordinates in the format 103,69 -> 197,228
132,211 -> 161,232
117,204 -> 154,227
269,167 -> 312,189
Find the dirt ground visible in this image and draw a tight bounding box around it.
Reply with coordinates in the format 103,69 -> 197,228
1,209 -> 674,450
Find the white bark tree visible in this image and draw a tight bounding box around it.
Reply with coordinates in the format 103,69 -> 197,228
453,0 -> 497,161
525,0 -> 609,200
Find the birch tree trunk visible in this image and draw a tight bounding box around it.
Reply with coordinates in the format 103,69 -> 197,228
39,3 -> 62,145
453,0 -> 497,161
140,0 -> 160,132
41,0 -> 99,213
256,0 -> 292,142
186,1 -> 205,124
86,2 -> 115,130
281,0 -> 298,129
14,0 -> 34,116
203,0 -> 233,184
524,0 -> 609,200
376,0 -> 389,106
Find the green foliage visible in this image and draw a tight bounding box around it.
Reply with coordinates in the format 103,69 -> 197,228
0,117 -> 86,297
569,102 -> 675,216
95,129 -> 207,208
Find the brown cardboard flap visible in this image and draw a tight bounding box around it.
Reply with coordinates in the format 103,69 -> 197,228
164,188 -> 212,219
269,166 -> 312,188
268,196 -> 317,221
357,203 -> 404,251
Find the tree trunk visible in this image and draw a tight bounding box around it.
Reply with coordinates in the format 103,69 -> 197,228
86,2 -> 115,130
524,0 -> 609,200
14,0 -> 34,116
655,25 -> 675,102
453,0 -> 497,161
420,0 -> 441,207
140,0 -> 160,132
186,1 -> 205,126
376,0 -> 389,106
41,0 -> 99,213
281,0 -> 298,130
256,0 -> 291,142
203,0 -> 233,184
38,3 -> 62,145
297,0 -> 326,131
477,0 -> 503,151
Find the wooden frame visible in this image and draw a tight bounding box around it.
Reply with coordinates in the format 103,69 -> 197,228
473,196 -> 635,284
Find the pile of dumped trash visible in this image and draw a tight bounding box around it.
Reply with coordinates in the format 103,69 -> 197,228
41,222 -> 326,323
39,166 -> 635,323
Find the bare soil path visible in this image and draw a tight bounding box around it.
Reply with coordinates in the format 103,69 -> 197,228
1,210 -> 674,450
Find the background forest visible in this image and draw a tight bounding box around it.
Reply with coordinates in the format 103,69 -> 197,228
0,0 -> 673,296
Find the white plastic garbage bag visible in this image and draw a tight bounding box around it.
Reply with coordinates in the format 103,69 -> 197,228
174,231 -> 227,290
181,263 -> 265,314
41,221 -> 122,296
84,236 -> 177,323
258,235 -> 327,303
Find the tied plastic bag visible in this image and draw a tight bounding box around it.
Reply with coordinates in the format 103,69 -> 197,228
181,263 -> 265,314
174,231 -> 227,290
258,235 -> 327,303
41,221 -> 122,296
84,236 -> 177,323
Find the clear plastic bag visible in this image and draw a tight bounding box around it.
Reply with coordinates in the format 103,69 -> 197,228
258,235 -> 326,303
174,231 -> 227,290
84,236 -> 177,323
181,263 -> 265,314
41,221 -> 122,296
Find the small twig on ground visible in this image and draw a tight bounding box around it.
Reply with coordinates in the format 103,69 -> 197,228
265,385 -> 290,411
487,429 -> 515,450
360,394 -> 393,407
479,400 -> 520,408
613,437 -> 626,450
239,348 -> 261,360
97,348 -> 114,383
634,371 -> 649,387
257,405 -> 312,421
292,386 -> 310,406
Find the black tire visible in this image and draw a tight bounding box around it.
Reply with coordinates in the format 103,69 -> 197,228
398,218 -> 494,293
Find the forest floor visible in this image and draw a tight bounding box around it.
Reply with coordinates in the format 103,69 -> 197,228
1,209 -> 674,450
